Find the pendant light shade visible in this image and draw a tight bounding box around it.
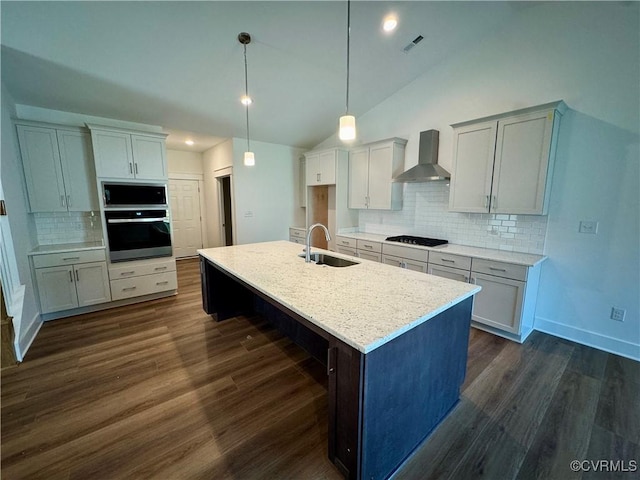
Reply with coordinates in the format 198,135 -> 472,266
239,32 -> 255,166
339,115 -> 356,141
339,0 -> 356,142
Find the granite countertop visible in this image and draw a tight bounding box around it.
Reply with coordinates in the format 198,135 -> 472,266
198,241 -> 480,354
336,232 -> 546,267
29,241 -> 105,256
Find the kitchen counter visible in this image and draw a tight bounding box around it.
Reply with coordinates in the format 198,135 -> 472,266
199,240 -> 479,479
337,231 -> 546,266
198,241 -> 479,353
29,241 -> 105,256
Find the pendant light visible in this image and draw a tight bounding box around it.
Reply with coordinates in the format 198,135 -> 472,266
339,0 -> 356,141
239,32 -> 255,166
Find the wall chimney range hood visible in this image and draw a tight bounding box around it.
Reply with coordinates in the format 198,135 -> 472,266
393,130 -> 450,182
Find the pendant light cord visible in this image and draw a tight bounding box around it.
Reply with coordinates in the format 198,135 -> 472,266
345,0 -> 351,116
243,43 -> 251,151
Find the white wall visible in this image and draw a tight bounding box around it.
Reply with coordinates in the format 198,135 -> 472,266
0,83 -> 41,360
167,149 -> 204,175
231,138 -> 305,245
202,139 -> 233,248
319,2 -> 640,359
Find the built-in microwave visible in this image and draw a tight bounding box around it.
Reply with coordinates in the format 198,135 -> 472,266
103,182 -> 167,208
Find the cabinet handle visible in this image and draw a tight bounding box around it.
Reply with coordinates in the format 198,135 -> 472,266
134,163 -> 139,175
156,281 -> 169,286
122,286 -> 137,291
60,195 -> 66,207
484,195 -> 489,209
464,276 -> 469,282
470,277 -> 476,284
120,271 -> 135,276
67,195 -> 72,207
317,173 -> 321,182
441,258 -> 456,263
75,269 -> 79,281
493,195 -> 497,209
326,347 -> 336,375
68,271 -> 73,283
154,266 -> 167,271
63,257 -> 80,261
489,267 -> 507,272
401,261 -> 407,268
341,241 -> 349,245
129,163 -> 133,174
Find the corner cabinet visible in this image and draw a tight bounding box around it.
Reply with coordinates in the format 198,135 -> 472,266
348,138 -> 406,210
449,101 -> 566,215
16,123 -> 99,212
87,124 -> 168,181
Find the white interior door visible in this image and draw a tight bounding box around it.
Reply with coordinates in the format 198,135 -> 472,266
169,179 -> 203,258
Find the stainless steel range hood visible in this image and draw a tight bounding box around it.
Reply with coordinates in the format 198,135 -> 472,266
393,130 -> 450,182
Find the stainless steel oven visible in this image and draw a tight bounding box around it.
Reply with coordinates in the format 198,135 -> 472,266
105,209 -> 172,262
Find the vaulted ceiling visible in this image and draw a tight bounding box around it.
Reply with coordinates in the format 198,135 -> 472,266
1,1 -> 531,150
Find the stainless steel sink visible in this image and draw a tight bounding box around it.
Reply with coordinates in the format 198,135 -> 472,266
299,252 -> 359,267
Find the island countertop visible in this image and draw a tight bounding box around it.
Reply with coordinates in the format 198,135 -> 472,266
198,241 -> 480,353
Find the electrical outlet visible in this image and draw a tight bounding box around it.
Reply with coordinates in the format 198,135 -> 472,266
579,221 -> 598,234
610,307 -> 626,322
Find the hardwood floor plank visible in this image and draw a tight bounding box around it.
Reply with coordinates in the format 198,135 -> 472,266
595,374 -> 640,444
583,424 -> 640,480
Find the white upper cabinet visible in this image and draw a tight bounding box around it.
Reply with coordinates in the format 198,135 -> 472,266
449,101 -> 565,215
88,125 -> 168,181
347,138 -> 406,210
17,123 -> 98,212
305,148 -> 339,186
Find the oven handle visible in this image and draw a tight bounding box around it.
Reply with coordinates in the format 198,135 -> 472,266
107,217 -> 169,224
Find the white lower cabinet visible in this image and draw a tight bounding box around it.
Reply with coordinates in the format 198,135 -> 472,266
356,239 -> 382,263
382,243 -> 429,273
34,250 -> 111,314
289,227 -> 306,245
471,273 -> 524,334
427,264 -> 469,282
109,258 -> 177,301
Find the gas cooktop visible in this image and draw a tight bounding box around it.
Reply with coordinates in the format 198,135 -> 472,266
385,235 -> 448,247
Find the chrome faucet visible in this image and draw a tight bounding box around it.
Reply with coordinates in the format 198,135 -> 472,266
305,223 -> 331,262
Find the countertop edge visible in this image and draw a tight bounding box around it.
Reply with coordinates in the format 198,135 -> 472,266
29,242 -> 106,255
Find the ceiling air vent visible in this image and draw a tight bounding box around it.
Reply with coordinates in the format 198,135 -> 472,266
402,35 -> 424,54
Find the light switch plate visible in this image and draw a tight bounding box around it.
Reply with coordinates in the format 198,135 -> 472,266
579,221 -> 598,234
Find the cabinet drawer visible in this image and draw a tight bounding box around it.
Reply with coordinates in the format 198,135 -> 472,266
289,236 -> 304,245
382,243 -> 428,263
336,246 -> 357,257
471,258 -> 527,281
357,251 -> 382,263
289,228 -> 306,239
110,271 -> 177,301
32,249 -> 106,268
428,251 -> 472,271
336,236 -> 357,249
428,264 -> 470,283
109,258 -> 176,279
356,239 -> 382,253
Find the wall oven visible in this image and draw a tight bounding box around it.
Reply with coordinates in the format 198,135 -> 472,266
105,209 -> 172,262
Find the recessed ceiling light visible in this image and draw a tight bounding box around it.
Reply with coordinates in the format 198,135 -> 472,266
185,139 -> 195,146
383,15 -> 398,32
240,95 -> 252,106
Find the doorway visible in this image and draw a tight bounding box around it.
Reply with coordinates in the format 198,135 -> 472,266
219,176 -> 233,246
168,179 -> 203,258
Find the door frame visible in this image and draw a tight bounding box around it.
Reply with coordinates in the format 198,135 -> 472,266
213,167 -> 236,246
168,173 -> 207,253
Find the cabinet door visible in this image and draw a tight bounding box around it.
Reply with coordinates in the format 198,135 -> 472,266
336,246 -> 357,257
428,264 -> 469,283
74,262 -> 111,307
17,125 -> 67,212
449,121 -> 497,213
403,259 -> 428,273
471,272 -> 524,334
491,111 -> 554,214
357,251 -> 381,263
131,135 -> 167,180
305,153 -> 319,185
318,150 -> 336,185
367,143 -> 394,210
57,131 -> 99,211
92,130 -> 134,179
382,254 -> 403,268
348,148 -> 369,209
35,266 -> 78,314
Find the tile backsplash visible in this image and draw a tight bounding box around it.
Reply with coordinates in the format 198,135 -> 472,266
34,211 -> 103,245
359,182 -> 547,254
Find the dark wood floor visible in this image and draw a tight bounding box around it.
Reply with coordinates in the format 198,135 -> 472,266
2,258 -> 638,479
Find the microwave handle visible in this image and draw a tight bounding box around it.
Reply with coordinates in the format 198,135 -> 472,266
107,217 -> 169,224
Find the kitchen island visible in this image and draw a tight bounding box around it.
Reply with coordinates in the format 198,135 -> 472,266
199,241 -> 480,480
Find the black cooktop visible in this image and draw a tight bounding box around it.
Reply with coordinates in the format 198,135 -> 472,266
385,235 -> 448,247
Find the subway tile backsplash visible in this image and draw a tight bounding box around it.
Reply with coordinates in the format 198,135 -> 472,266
33,211 -> 103,245
359,182 -> 547,254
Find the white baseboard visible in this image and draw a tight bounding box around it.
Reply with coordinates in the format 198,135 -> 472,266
535,316 -> 640,361
15,311 -> 42,362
